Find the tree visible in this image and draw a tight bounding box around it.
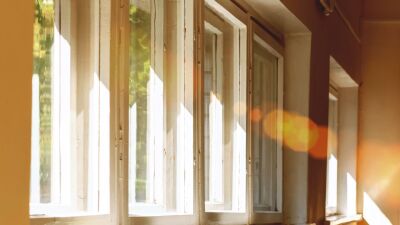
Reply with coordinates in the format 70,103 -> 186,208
33,0 -> 54,203
129,5 -> 151,202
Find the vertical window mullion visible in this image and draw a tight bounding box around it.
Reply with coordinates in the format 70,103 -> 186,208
51,0 -> 61,205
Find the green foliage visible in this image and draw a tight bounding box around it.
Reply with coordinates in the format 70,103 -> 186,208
129,5 -> 151,202
33,0 -> 153,203
33,0 -> 54,203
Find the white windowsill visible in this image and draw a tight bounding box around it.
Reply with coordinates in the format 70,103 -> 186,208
30,214 -> 112,225
129,214 -> 197,225
326,214 -> 362,225
30,213 -> 109,219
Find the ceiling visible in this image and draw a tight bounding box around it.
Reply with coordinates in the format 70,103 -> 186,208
245,0 -> 309,34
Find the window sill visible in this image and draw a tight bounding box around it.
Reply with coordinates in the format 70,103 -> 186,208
30,212 -> 108,219
251,212 -> 282,224
129,214 -> 197,225
325,214 -> 362,225
30,214 -> 111,225
206,212 -> 247,225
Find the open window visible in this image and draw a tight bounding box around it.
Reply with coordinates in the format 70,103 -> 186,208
249,20 -> 283,223
30,0 -> 110,218
203,0 -> 247,214
128,0 -> 195,218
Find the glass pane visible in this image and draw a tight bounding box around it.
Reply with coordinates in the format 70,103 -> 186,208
128,0 -> 194,216
204,5 -> 247,212
326,94 -> 339,215
128,0 -> 151,205
31,0 -> 55,204
252,36 -> 279,212
31,0 -> 109,215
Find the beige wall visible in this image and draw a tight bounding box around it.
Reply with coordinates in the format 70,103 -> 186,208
0,0 -> 34,224
359,21 -> 400,225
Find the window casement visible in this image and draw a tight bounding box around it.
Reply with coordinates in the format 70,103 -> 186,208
30,0 -> 287,224
248,20 -> 284,224
203,0 -> 247,214
30,0 -> 111,221
127,0 -> 195,221
325,58 -> 360,224
326,87 -> 339,216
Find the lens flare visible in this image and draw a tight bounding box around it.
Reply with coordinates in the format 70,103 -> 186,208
250,107 -> 263,123
263,110 -> 319,153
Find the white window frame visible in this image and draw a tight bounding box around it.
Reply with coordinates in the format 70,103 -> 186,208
248,20 -> 284,225
128,0 -> 166,214
203,0 -> 247,213
326,57 -> 361,224
30,0 -> 112,223
126,0 -> 196,224
326,87 -> 339,216
204,21 -> 225,209
200,1 -> 248,225
29,0 -> 293,224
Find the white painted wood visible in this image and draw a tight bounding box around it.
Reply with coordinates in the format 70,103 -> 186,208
30,0 -> 112,220
31,74 -> 41,204
326,95 -> 339,215
203,3 -> 247,214
282,33 -> 312,225
329,57 -> 359,218
51,0 -> 61,205
128,0 -> 195,219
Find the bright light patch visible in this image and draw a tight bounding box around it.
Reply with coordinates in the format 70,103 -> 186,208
263,110 -> 319,153
326,154 -> 337,211
346,173 -> 357,215
363,192 -> 392,225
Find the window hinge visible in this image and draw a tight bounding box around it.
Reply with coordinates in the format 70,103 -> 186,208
118,125 -> 124,162
118,125 -> 124,141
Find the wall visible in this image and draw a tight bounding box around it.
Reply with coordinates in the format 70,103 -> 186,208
279,0 -> 363,224
0,0 -> 365,224
359,21 -> 400,225
0,0 -> 34,224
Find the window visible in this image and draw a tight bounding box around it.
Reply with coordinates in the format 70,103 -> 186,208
29,0 -> 289,223
203,1 -> 247,213
326,89 -> 339,216
250,29 -> 283,216
30,0 -> 109,216
326,58 -> 359,220
128,0 -> 194,216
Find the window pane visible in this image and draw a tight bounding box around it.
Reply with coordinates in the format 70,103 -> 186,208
326,94 -> 339,215
204,5 -> 247,212
252,36 -> 279,212
30,0 -> 109,215
128,0 -> 151,205
31,0 -> 55,204
128,0 -> 194,216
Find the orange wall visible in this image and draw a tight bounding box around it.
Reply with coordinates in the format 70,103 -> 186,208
0,0 -> 34,224
280,0 -> 363,223
359,21 -> 400,225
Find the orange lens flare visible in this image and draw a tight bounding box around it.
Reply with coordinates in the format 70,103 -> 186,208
262,110 -> 335,159
250,108 -> 263,123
